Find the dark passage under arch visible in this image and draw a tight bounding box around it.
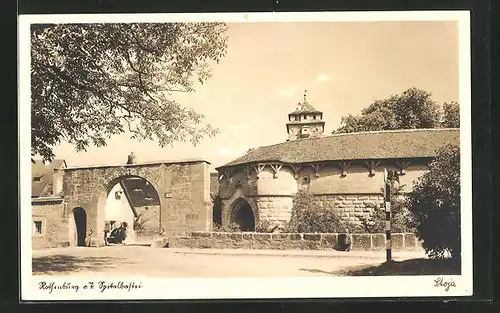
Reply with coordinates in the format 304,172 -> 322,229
73,207 -> 87,247
231,199 -> 255,231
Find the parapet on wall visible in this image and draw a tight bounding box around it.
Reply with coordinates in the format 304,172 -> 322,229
170,231 -> 422,251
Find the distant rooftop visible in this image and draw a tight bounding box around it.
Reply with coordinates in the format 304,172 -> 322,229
217,128 -> 460,169
288,91 -> 323,116
31,159 -> 66,198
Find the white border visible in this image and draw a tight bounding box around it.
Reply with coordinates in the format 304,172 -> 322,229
19,11 -> 472,300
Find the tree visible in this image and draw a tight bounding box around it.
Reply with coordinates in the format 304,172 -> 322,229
333,87 -> 455,134
441,101 -> 460,128
406,144 -> 461,259
287,189 -> 356,233
31,23 -> 229,160
358,171 -> 414,233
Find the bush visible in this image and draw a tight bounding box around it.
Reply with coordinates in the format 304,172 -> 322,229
288,189 -> 357,233
212,222 -> 241,233
255,219 -> 279,233
406,144 -> 461,259
358,174 -> 414,233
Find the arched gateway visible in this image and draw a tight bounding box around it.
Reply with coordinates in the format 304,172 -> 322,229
62,160 -> 212,246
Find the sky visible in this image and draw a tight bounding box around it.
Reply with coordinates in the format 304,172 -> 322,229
51,21 -> 459,172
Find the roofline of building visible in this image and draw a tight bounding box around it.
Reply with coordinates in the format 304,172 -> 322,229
31,196 -> 64,203
215,156 -> 434,171
215,128 -> 459,171
286,121 -> 325,132
288,110 -> 323,116
65,158 -> 211,171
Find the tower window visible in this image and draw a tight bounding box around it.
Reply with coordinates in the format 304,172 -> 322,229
302,175 -> 310,184
313,115 -> 317,120
33,220 -> 43,235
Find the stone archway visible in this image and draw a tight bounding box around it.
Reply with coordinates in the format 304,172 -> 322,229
72,207 -> 87,247
98,175 -> 161,244
230,198 -> 255,231
63,160 -> 212,246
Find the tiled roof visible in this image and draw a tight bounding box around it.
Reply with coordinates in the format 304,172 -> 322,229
120,178 -> 160,207
289,101 -> 323,116
217,128 -> 459,169
31,159 -> 66,198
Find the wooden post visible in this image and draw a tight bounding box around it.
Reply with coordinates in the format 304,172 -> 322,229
384,168 -> 392,262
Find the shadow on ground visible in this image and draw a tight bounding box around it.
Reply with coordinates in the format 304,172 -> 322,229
300,258 -> 461,276
32,255 -> 129,275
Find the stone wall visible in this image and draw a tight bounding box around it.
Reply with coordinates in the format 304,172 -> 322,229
32,198 -> 70,249
62,160 -> 212,246
169,231 -> 422,251
217,160 -> 427,228
256,196 -> 293,225
134,205 -> 160,231
312,194 -> 384,224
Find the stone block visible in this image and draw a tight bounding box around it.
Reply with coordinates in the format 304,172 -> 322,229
302,241 -> 321,250
191,231 -> 211,238
404,233 -> 417,249
271,233 -> 289,241
289,233 -> 302,240
253,233 -> 272,241
212,232 -> 228,240
198,238 -> 211,248
391,233 -> 404,249
228,233 -> 243,241
242,233 -> 253,241
303,233 -> 321,241
320,233 -> 337,249
351,234 -> 372,250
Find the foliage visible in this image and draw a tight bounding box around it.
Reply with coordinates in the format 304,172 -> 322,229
133,214 -> 149,231
31,23 -> 228,160
288,189 -> 358,233
357,172 -> 414,233
406,144 -> 461,259
441,101 -> 460,128
333,87 -> 458,134
255,219 -> 279,233
212,222 -> 241,233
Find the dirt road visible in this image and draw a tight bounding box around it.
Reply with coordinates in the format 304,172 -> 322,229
32,246 -> 427,278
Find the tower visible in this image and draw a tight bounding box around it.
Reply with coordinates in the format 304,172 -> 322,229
286,90 -> 325,141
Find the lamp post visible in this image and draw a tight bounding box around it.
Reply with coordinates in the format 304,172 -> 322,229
383,168 -> 392,262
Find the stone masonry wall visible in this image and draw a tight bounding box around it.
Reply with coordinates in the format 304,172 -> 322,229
257,196 -> 293,225
63,160 -> 211,246
162,162 -> 212,236
313,194 -> 384,224
170,231 -> 422,251
32,199 -> 70,249
134,205 -> 160,232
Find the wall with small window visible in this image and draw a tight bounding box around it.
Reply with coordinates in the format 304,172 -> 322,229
32,199 -> 67,249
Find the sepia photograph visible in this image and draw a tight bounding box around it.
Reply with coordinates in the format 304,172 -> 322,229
18,11 -> 472,300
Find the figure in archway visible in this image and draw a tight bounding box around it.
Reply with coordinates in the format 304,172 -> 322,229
231,199 -> 255,231
72,207 -> 87,247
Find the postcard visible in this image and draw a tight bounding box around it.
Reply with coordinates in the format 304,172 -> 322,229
19,11 -> 472,300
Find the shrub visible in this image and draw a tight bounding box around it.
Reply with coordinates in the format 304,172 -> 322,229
212,222 -> 241,233
358,175 -> 414,233
406,144 -> 461,259
255,219 -> 279,233
288,189 -> 357,233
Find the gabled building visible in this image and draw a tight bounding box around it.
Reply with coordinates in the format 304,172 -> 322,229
215,94 -> 460,231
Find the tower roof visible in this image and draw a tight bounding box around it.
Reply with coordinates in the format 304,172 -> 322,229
288,90 -> 323,116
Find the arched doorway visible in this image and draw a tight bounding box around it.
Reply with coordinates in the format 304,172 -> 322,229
102,176 -> 161,244
231,198 -> 255,231
73,207 -> 87,247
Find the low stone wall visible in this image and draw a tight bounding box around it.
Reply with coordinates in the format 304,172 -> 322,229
169,231 -> 422,251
